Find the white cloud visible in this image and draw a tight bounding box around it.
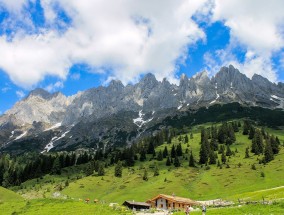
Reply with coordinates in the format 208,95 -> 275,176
70,73 -> 80,80
44,81 -> 64,92
210,0 -> 284,82
1,87 -> 11,93
16,90 -> 25,99
0,0 -> 207,88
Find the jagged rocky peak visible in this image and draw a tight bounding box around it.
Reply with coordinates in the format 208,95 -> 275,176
139,73 -> 158,87
27,88 -> 51,99
108,79 -> 124,90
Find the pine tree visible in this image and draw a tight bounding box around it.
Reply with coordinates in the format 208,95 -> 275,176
264,139 -> 274,163
226,145 -> 232,156
190,132 -> 193,139
98,163 -> 105,176
210,138 -> 218,151
245,147 -> 250,158
147,142 -> 155,154
163,146 -> 168,158
176,143 -> 183,156
249,126 -> 255,139
199,141 -> 209,164
252,129 -> 264,155
184,135 -> 189,143
189,151 -> 195,167
174,156 -> 181,167
243,120 -> 250,135
114,161 -> 123,177
221,150 -> 226,164
140,149 -> 147,162
51,157 -> 61,175
143,169 -> 148,181
166,157 -> 171,166
154,164 -> 159,176
157,150 -> 163,161
270,135 -> 280,154
209,150 -> 216,165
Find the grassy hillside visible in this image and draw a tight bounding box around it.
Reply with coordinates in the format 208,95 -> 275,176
12,121 -> 284,206
0,186 -> 23,202
0,199 -> 131,215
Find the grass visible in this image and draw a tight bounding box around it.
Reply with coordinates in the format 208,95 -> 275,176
0,199 -> 131,215
174,201 -> 284,215
6,121 -> 284,214
0,186 -> 23,202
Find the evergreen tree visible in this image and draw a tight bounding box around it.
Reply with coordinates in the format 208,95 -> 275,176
140,149 -> 147,162
270,135 -> 280,154
249,126 -> 255,139
51,157 -> 61,175
243,120 -> 250,135
157,150 -> 163,161
98,163 -> 105,176
226,145 -> 232,156
176,143 -> 183,156
189,151 -> 195,167
209,150 -> 216,165
143,169 -> 148,181
210,138 -> 218,151
171,145 -> 176,158
245,147 -> 250,158
114,161 -> 123,177
174,156 -> 181,167
184,135 -> 189,143
190,132 -> 193,139
153,164 -> 159,176
85,162 -> 94,176
264,139 -> 274,163
199,141 -> 209,164
251,130 -> 264,155
163,146 -> 168,158
147,142 -> 155,154
221,150 -> 226,164
166,157 -> 171,166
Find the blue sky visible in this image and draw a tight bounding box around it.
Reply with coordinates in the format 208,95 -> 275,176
0,0 -> 283,114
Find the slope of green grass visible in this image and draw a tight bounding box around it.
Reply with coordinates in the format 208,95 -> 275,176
174,201 -> 284,215
0,186 -> 23,202
12,122 -> 284,207
0,199 -> 131,215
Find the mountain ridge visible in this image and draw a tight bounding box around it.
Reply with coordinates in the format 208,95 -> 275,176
0,65 -> 284,154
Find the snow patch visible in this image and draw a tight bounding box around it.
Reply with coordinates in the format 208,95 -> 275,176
14,131 -> 27,140
133,110 -> 153,127
44,122 -> 62,131
177,105 -> 182,110
9,131 -> 14,138
210,91 -> 220,104
41,131 -> 70,153
271,95 -> 284,108
230,82 -> 233,89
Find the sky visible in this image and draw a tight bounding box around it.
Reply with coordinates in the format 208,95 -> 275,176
0,0 -> 283,114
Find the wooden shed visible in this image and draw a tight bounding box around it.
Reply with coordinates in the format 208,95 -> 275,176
122,200 -> 151,210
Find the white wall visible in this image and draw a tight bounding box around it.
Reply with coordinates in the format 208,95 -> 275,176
156,198 -> 167,210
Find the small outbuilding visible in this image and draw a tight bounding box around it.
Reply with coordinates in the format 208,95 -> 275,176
123,200 -> 151,211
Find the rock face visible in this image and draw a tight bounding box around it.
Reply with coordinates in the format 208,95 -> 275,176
0,65 -> 283,153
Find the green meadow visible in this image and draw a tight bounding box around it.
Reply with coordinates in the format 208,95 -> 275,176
1,121 -> 284,214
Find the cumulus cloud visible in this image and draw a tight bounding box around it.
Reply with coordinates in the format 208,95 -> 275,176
210,0 -> 284,81
0,0 -> 207,88
16,90 -> 25,99
44,81 -> 64,92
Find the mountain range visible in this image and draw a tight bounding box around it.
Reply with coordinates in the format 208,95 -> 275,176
0,65 -> 284,154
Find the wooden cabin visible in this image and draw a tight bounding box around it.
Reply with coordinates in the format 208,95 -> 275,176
122,200 -> 151,211
147,194 -> 200,210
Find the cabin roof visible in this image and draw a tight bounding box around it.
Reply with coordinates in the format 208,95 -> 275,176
123,201 -> 151,207
148,194 -> 200,205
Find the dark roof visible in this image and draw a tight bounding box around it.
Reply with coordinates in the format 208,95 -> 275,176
123,201 -> 151,207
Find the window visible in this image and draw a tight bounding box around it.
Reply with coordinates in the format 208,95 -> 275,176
160,204 -> 163,208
